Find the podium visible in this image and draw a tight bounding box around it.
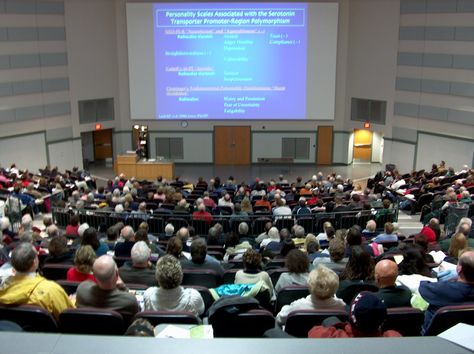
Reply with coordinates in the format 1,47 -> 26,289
115,154 -> 174,180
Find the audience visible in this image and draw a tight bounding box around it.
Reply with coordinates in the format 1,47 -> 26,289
119,241 -> 156,286
275,249 -> 310,292
67,245 -> 97,282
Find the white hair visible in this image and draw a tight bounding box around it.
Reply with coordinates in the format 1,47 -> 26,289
268,227 -> 280,240
120,226 -> 134,241
115,204 -> 124,213
21,214 -> 33,230
165,223 -> 175,236
78,223 -> 90,237
131,241 -> 151,265
0,217 -> 10,231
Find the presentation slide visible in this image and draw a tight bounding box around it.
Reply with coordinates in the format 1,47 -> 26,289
127,2 -> 338,120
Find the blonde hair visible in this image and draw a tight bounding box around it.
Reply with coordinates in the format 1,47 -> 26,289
308,265 -> 339,300
449,233 -> 468,258
74,245 -> 97,274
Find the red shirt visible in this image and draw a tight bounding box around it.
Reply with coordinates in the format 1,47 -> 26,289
192,210 -> 213,225
67,267 -> 96,282
65,224 -> 79,236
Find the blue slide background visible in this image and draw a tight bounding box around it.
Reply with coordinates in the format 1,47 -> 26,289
153,3 -> 308,120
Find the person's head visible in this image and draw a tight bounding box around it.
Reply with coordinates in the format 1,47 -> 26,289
280,238 -> 296,257
399,246 -> 432,277
238,222 -> 249,236
74,245 -> 97,274
124,319 -> 155,337
82,227 -> 100,250
155,254 -> 183,289
11,242 -> 38,273
342,246 -> 374,281
48,235 -> 68,257
69,214 -> 79,227
268,226 -> 280,240
293,225 -> 305,238
414,233 -> 429,253
286,249 -> 309,274
457,250 -> 474,283
120,226 -> 135,241
349,292 -> 388,335
134,229 -> 149,244
0,217 -> 10,231
164,223 -> 175,237
21,214 -> 33,231
46,224 -> 60,238
308,265 -> 339,300
176,227 -> 189,243
374,259 -> 398,288
384,222 -> 394,235
346,227 -> 362,246
92,255 -> 119,290
329,238 -> 346,262
131,241 -> 151,267
190,238 -> 207,264
242,248 -> 262,271
382,199 -> 391,209
448,233 -> 468,258
365,220 -> 376,232
457,223 -> 471,237
166,236 -> 183,258
305,234 -> 319,254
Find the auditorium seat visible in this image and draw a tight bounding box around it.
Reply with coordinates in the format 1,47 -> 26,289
0,305 -> 58,332
284,309 -> 348,337
424,304 -> 474,336
134,310 -> 200,326
383,307 -> 424,336
275,285 -> 310,314
59,308 -> 125,335
209,309 -> 275,338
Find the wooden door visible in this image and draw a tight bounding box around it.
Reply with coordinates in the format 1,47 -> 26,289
353,129 -> 372,161
214,126 -> 251,165
316,126 -> 333,165
93,129 -> 113,160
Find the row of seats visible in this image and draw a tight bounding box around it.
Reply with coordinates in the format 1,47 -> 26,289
1,303 -> 472,337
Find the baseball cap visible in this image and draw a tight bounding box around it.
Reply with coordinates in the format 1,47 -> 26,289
349,292 -> 387,333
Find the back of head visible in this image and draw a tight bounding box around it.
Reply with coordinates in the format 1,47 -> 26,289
238,222 -> 249,236
190,238 -> 207,264
329,238 -> 345,262
164,223 -> 175,236
268,226 -> 280,240
155,254 -> 183,289
286,249 -> 309,274
349,292 -> 387,334
74,245 -> 97,273
242,248 -> 262,271
93,255 -> 118,289
346,227 -> 362,246
343,246 -> 374,281
131,241 -> 151,265
166,236 -> 183,258
121,226 -> 134,241
81,227 -> 99,250
458,250 -> 474,283
374,259 -> 398,288
48,235 -> 68,257
176,227 -> 190,242
21,214 -> 33,230
448,233 -> 468,258
308,265 -> 339,300
366,220 -> 376,232
384,222 -> 394,235
11,242 -> 37,273
78,223 -> 90,238
280,238 -> 296,257
294,225 -> 305,238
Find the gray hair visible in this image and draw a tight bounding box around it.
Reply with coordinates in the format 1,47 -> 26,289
238,222 -> 249,235
121,225 -> 134,241
131,241 -> 151,265
11,242 -> 37,272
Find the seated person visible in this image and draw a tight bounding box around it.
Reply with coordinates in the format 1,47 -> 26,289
119,241 -> 156,287
308,292 -> 401,338
419,250 -> 474,334
372,222 -> 398,244
275,249 -> 310,292
67,245 -> 97,282
0,242 -> 73,320
143,255 -> 204,316
114,226 -> 136,258
43,235 -> 74,264
235,248 -> 274,298
313,238 -> 348,274
81,227 -> 109,257
361,220 -> 378,240
180,238 -> 224,278
374,259 -> 411,307
76,255 -> 139,322
276,265 -> 345,326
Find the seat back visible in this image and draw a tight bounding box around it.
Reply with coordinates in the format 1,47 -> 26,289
41,263 -> 71,280
59,308 -> 125,335
268,268 -> 288,287
383,307 -> 424,336
336,282 -> 379,305
210,309 -> 275,337
184,285 -> 215,315
223,269 -> 240,284
424,304 -> 474,336
285,309 -> 348,337
182,269 -> 220,288
0,305 -> 58,332
135,310 -> 200,326
275,286 -> 310,314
